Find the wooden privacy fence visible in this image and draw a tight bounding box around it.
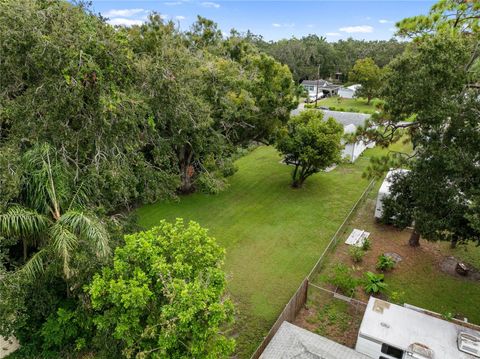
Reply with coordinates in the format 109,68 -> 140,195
250,179 -> 376,358
249,278 -> 309,359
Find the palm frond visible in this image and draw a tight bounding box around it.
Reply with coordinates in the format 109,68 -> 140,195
0,206 -> 50,238
50,222 -> 77,279
16,249 -> 48,280
59,210 -> 110,258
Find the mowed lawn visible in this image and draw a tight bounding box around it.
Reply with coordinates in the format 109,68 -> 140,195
137,146 -> 374,357
317,97 -> 377,114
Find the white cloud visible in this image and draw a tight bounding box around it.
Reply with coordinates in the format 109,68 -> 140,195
306,24 -> 315,28
272,22 -> 295,28
175,15 -> 186,20
389,27 -> 396,32
379,19 -> 392,24
339,25 -> 374,33
201,2 -> 220,8
164,1 -> 182,5
107,18 -> 144,26
160,14 -> 169,20
365,16 -> 372,20
104,9 -> 145,18
326,32 -> 341,36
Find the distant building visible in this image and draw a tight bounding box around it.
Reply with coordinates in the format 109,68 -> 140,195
301,79 -> 340,98
338,84 -> 362,99
320,110 -> 374,163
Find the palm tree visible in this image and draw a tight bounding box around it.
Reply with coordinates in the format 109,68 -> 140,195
0,144 -> 109,281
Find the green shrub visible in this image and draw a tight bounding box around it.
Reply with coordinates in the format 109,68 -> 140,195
376,254 -> 396,271
326,263 -> 358,296
329,106 -> 336,111
361,238 -> 371,251
363,271 -> 388,295
349,247 -> 365,263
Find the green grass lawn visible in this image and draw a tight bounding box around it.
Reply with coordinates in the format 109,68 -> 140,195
136,146 -> 382,358
316,97 -> 377,114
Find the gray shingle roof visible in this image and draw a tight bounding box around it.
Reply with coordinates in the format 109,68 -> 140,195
259,322 -> 371,359
320,110 -> 370,127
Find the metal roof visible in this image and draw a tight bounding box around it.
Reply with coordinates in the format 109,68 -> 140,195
260,322 -> 371,359
359,297 -> 480,359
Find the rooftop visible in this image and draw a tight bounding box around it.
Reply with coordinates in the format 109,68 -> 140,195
260,321 -> 370,359
302,80 -> 340,89
321,110 -> 370,127
359,297 -> 480,359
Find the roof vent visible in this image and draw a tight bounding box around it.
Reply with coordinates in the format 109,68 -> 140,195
458,332 -> 480,358
406,343 -> 434,358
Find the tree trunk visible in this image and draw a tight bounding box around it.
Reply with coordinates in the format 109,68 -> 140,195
23,239 -> 28,262
450,237 -> 458,249
178,146 -> 194,194
367,95 -> 371,105
409,229 -> 420,247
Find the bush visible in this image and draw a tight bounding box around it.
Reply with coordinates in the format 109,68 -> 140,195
376,254 -> 396,271
326,263 -> 358,296
349,247 -> 365,263
361,238 -> 371,251
87,220 -> 235,358
195,172 -> 228,194
363,271 -> 388,295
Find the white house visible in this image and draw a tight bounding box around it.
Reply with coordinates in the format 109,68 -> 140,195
321,110 -> 374,163
338,84 -> 362,99
301,79 -> 340,99
356,297 -> 480,359
374,169 -> 410,219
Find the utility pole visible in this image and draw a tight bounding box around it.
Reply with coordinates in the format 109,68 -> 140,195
315,64 -> 320,108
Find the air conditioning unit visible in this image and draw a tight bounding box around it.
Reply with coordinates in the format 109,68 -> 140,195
406,343 -> 434,359
458,332 -> 480,358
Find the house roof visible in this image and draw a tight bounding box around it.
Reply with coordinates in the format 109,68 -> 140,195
359,297 -> 480,359
321,110 -> 370,128
301,80 -> 340,90
260,322 -> 370,359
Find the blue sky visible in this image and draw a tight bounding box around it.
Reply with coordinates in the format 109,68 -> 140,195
88,1 -> 435,41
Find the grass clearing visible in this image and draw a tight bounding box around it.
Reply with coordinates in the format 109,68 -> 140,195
136,145 -> 389,357
316,97 -> 378,114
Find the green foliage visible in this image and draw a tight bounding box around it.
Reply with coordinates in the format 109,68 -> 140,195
276,110 -> 343,187
349,58 -> 382,104
257,35 -> 406,83
349,247 -> 365,263
357,4 -> 480,247
87,220 -> 235,358
376,254 -> 396,271
361,238 -> 371,251
326,263 -> 358,296
363,271 -> 388,295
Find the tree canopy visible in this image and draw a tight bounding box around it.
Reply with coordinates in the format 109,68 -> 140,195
88,220 -> 234,358
361,0 -> 480,247
276,110 -> 343,187
348,58 -> 382,104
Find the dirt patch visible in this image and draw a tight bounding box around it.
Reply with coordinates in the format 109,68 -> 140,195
440,256 -> 480,282
293,290 -> 364,348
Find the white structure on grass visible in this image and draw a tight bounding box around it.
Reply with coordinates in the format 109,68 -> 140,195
375,169 -> 409,219
356,297 -> 480,359
321,110 -> 374,163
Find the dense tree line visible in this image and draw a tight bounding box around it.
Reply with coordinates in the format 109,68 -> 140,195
252,35 -> 406,82
0,1 -> 297,357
